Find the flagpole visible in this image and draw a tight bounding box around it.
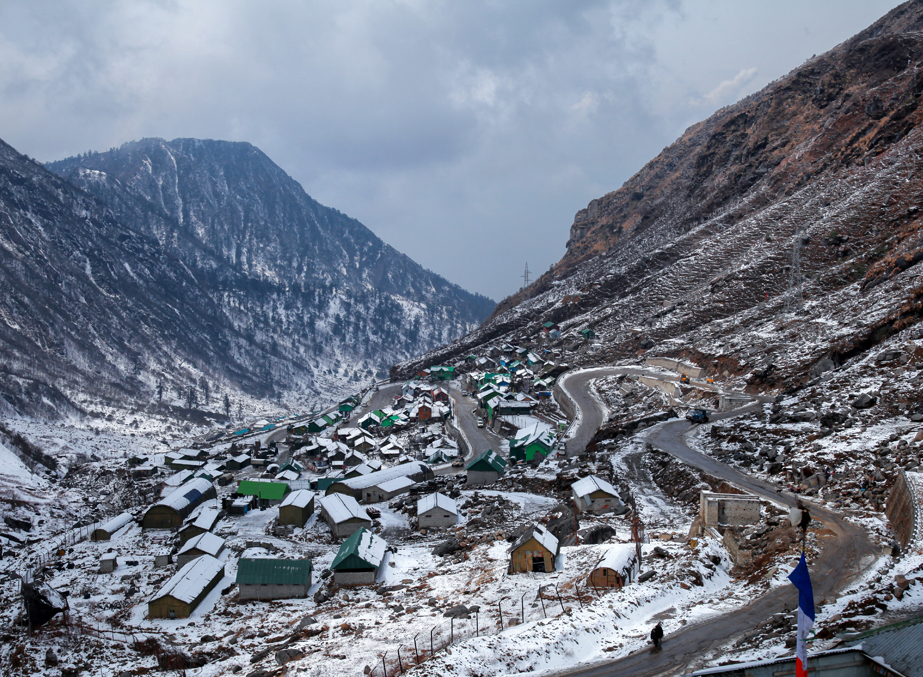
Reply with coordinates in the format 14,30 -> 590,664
788,551 -> 815,677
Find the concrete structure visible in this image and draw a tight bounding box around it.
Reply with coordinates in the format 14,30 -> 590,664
417,493 -> 458,529
466,450 -> 507,486
176,532 -> 226,567
90,513 -> 134,541
887,470 -> 922,549
644,357 -> 705,378
278,489 -> 315,528
324,462 -> 433,502
330,528 -> 388,587
178,506 -> 221,547
699,492 -> 761,528
237,558 -> 312,601
638,375 -> 679,398
99,552 -> 118,574
588,545 -> 638,590
718,393 -> 751,411
509,525 -> 559,573
148,555 -> 224,619
571,476 -> 623,514
143,478 -> 217,530
319,493 -> 372,539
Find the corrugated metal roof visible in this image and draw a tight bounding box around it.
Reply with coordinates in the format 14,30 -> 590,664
237,480 -> 289,500
571,475 -> 619,500
152,555 -> 224,604
417,492 -> 457,516
467,449 -> 507,474
280,489 -> 315,509
330,527 -> 388,570
236,558 -> 312,586
848,614 -> 923,677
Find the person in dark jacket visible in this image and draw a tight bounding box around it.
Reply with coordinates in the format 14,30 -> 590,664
651,622 -> 664,648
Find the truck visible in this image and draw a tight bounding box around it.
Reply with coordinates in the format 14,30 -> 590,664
686,408 -> 709,424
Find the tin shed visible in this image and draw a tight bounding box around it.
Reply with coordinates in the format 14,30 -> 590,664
176,532 -> 226,567
588,545 -> 638,590
330,528 -> 388,587
143,478 -> 217,530
509,525 -> 559,573
237,558 -> 313,601
91,513 -> 134,541
466,450 -> 507,486
148,554 -> 225,619
278,489 -> 315,528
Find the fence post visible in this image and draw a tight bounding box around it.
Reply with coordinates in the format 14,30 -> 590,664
498,600 -> 504,629
381,653 -> 387,677
413,633 -> 420,662
553,584 -> 565,613
521,591 -> 528,624
397,645 -> 404,673
431,626 -> 436,655
475,610 -> 479,637
538,589 -> 546,618
573,580 -> 584,608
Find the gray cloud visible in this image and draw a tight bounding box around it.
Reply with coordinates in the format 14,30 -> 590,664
0,0 -> 904,298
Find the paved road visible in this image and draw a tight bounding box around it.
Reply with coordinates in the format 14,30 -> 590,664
554,368 -> 878,677
438,385 -> 504,476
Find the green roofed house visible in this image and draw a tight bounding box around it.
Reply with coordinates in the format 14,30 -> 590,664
330,527 -> 388,587
237,558 -> 313,601
580,328 -> 596,340
236,480 -> 290,506
429,365 -> 455,381
466,449 -> 507,486
509,422 -> 556,464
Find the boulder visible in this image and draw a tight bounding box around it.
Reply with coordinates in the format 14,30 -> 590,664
432,537 -> 462,557
275,648 -> 305,666
443,605 -> 470,618
851,393 -> 877,410
638,570 -> 656,583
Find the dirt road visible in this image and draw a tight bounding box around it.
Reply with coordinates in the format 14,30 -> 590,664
553,367 -> 878,677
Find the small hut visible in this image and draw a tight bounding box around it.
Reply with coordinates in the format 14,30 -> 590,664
588,545 -> 638,590
143,478 -> 217,530
319,493 -> 372,539
278,489 -> 315,528
90,513 -> 134,542
178,506 -> 221,547
571,475 -> 623,514
466,450 -> 507,486
147,555 -> 225,619
417,493 -> 458,529
509,524 -> 559,574
176,532 -> 226,567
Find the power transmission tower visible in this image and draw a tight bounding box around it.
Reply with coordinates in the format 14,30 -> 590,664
786,228 -> 803,314
521,262 -> 531,290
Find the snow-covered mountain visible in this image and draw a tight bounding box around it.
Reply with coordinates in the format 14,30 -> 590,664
395,0 -> 923,390
0,137 -> 492,420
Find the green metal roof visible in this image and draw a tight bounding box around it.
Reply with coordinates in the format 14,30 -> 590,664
236,558 -> 312,586
466,449 -> 507,474
237,480 -> 290,500
330,527 -> 387,570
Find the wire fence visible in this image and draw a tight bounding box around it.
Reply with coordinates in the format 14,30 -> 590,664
20,521 -> 102,582
367,579 -> 601,677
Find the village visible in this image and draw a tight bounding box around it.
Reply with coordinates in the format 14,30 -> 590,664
2,325 -> 922,677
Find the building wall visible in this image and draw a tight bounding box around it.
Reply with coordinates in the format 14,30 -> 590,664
178,525 -> 206,547
467,470 -> 499,486
279,504 -> 311,527
510,538 -> 554,573
643,358 -> 704,378
330,517 -> 371,539
177,550 -> 207,568
699,492 -> 760,527
574,491 -> 619,514
90,529 -> 113,542
238,583 -> 309,601
419,509 -> 455,529
334,569 -> 377,587
588,567 -> 624,589
887,471 -> 919,548
148,596 -> 192,619
142,505 -> 182,530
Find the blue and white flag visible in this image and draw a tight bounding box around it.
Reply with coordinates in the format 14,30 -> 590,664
787,553 -> 815,677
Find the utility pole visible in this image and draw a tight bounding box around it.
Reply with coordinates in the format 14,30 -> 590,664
521,262 -> 531,290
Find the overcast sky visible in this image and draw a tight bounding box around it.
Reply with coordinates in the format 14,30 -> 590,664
0,0 -> 904,300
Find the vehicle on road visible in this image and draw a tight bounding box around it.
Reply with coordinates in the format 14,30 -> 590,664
452,459 -> 465,468
477,418 -> 485,428
686,408 -> 709,424
680,373 -> 690,384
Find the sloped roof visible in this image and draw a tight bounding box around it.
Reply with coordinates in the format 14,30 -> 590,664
417,492 -> 457,516
320,493 -> 370,524
510,524 -> 559,555
571,475 -> 619,499
375,476 -> 415,493
237,480 -> 289,500
236,558 -> 312,586
178,532 -> 225,557
466,450 -> 507,474
152,554 -> 224,604
511,421 -> 555,449
189,506 -> 221,531
280,489 -> 315,510
847,613 -> 923,677
329,462 -> 430,492
330,528 -> 387,570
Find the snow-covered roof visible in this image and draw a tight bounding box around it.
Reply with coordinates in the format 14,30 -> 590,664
335,462 -> 430,492
417,492 -> 457,516
511,421 -> 554,448
164,469 -> 194,488
330,527 -> 388,570
280,489 -> 315,510
511,524 -> 559,554
594,545 -> 637,574
276,469 -> 300,482
190,506 -> 220,531
571,475 -> 618,499
178,532 -> 225,557
320,493 -> 370,524
375,476 -> 415,493
157,478 -> 214,512
97,512 -> 133,536
152,554 -> 224,604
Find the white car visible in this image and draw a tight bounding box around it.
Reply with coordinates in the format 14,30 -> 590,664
477,418 -> 485,428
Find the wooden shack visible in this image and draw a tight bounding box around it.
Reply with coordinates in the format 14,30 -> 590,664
330,528 -> 388,587
509,524 -> 559,574
571,475 -> 623,514
588,545 -> 638,590
147,555 -> 225,619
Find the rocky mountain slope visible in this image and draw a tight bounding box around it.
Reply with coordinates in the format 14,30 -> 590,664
0,137 -> 492,420
395,0 -> 923,392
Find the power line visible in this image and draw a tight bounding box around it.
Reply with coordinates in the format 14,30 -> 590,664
521,262 -> 531,290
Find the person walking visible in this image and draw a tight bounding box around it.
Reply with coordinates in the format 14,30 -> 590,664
651,621 -> 664,649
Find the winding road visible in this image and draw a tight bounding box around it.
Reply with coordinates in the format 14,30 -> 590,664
553,367 -> 878,677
